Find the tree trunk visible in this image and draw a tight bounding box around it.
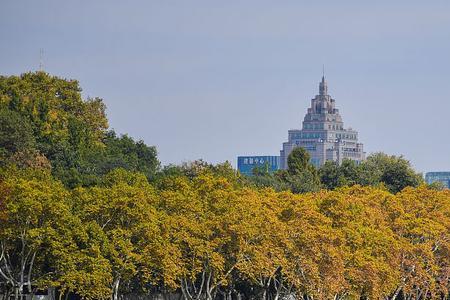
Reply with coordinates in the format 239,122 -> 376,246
112,277 -> 121,300
27,251 -> 36,298
390,287 -> 401,300
206,272 -> 213,300
180,278 -> 192,300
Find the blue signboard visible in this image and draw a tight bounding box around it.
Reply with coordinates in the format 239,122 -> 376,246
237,156 -> 280,176
425,172 -> 450,188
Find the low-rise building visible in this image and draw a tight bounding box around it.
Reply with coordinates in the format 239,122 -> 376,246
237,156 -> 280,176
425,172 -> 450,188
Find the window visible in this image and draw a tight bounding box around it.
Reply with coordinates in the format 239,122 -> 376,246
311,158 -> 321,167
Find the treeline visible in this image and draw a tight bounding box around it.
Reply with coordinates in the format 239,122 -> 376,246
1,72 -> 449,300
248,147 -> 426,195
0,72 -> 159,188
1,165 -> 450,300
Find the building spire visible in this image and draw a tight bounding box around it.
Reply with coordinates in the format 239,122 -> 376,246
319,65 -> 328,95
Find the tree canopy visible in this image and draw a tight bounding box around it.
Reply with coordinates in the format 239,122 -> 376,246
1,165 -> 449,300
0,72 -> 447,300
248,149 -> 424,195
0,72 -> 159,187
318,153 -> 424,193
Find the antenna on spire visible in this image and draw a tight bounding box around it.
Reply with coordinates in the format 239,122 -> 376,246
319,64 -> 328,95
39,49 -> 44,71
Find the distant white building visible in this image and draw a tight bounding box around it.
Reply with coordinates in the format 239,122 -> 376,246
280,76 -> 365,168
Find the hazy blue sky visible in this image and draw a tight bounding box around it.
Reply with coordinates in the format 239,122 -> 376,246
1,1 -> 450,172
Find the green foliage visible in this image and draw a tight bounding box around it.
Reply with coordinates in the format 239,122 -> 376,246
0,72 -> 160,187
0,167 -> 112,299
100,131 -> 159,178
318,160 -> 340,189
319,159 -> 359,190
285,147 -> 321,193
0,71 -> 443,300
247,148 -> 321,194
248,152 -> 422,195
365,152 -> 423,193
1,165 -> 449,300
153,160 -> 243,190
318,154 -> 423,193
0,72 -> 107,157
246,170 -> 290,192
427,180 -> 445,190
287,147 -> 311,175
71,168 -> 159,298
0,109 -> 35,157
278,169 -> 321,194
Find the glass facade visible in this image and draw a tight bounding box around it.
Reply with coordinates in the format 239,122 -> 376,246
425,172 -> 450,188
237,156 -> 280,176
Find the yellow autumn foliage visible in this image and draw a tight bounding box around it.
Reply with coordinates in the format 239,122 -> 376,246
0,166 -> 449,299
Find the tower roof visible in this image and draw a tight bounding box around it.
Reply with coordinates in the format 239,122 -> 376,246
319,75 -> 328,96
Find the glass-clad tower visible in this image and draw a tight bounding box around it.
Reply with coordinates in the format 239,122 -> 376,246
280,76 -> 365,169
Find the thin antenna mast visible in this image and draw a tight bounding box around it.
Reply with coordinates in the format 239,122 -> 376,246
39,49 -> 44,71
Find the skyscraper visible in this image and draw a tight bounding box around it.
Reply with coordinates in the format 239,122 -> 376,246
280,76 -> 365,169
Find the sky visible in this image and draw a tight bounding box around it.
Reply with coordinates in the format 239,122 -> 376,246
1,1 -> 450,173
